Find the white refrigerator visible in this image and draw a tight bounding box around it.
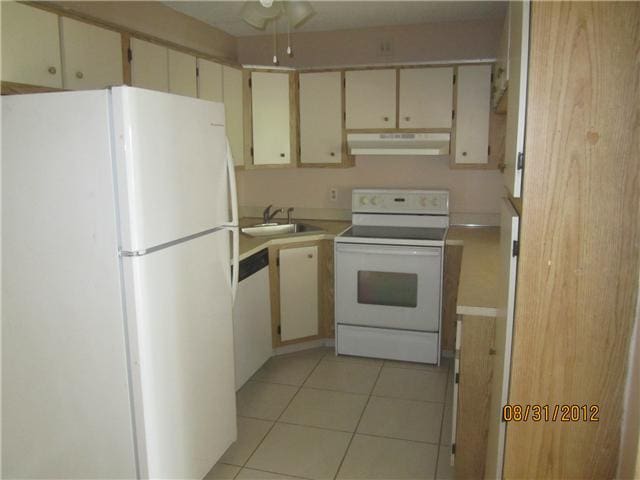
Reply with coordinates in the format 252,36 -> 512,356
2,87 -> 239,479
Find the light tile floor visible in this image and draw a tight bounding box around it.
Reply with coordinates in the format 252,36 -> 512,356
206,348 -> 455,480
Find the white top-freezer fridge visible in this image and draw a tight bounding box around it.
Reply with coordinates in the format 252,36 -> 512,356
2,87 -> 239,479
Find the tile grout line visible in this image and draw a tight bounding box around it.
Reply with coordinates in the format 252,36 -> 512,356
331,361 -> 385,480
233,350 -> 330,479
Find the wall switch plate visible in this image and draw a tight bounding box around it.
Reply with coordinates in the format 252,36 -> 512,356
329,187 -> 338,203
377,38 -> 394,57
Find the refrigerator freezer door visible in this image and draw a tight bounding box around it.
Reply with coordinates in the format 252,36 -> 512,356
121,229 -> 236,479
111,86 -> 230,252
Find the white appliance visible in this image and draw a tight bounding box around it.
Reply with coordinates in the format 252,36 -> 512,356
2,87 -> 239,479
347,132 -> 450,156
233,248 -> 273,390
334,189 -> 449,364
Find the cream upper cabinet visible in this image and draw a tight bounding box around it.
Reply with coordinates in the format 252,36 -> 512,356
1,2 -> 62,88
250,71 -> 291,166
345,69 -> 396,129
299,72 -> 342,165
454,65 -> 491,165
223,66 -> 244,167
399,67 -> 453,129
60,17 -> 123,90
130,38 -> 168,92
168,49 -> 197,97
197,58 -> 223,102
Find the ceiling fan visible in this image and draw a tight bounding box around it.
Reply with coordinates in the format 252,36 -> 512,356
240,0 -> 315,64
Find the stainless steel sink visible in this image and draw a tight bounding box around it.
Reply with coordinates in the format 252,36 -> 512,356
241,222 -> 323,238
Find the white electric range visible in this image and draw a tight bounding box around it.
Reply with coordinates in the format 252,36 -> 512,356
334,189 -> 449,364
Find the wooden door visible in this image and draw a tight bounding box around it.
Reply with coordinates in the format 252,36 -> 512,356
345,69 -> 396,129
168,49 -> 197,97
197,58 -> 223,102
130,38 -> 168,92
60,17 -> 123,90
1,2 -> 62,88
299,71 -> 343,164
279,245 -> 319,342
453,65 -> 491,165
251,71 -> 291,166
222,66 -> 244,167
399,67 -> 453,129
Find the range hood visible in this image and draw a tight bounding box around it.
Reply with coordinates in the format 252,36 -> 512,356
347,132 -> 450,156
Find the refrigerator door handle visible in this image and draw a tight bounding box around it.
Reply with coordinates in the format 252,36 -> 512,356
228,226 -> 239,304
223,139 -> 239,228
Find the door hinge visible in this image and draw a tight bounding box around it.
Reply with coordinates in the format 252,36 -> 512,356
276,257 -> 280,267
196,67 -> 199,77
452,444 -> 456,455
127,48 -> 132,63
277,325 -> 281,335
517,151 -> 525,170
455,372 -> 459,384
491,72 -> 494,82
488,145 -> 491,156
343,111 -> 346,122
343,77 -> 346,88
453,74 -> 456,84
248,78 -> 252,88
250,147 -> 254,157
452,110 -> 455,120
512,240 -> 520,257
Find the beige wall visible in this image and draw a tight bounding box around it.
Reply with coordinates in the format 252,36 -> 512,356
238,156 -> 504,221
50,1 -> 237,61
238,18 -> 502,68
238,18 -> 504,220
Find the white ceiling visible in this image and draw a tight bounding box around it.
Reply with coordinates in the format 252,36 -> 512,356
163,1 -> 507,37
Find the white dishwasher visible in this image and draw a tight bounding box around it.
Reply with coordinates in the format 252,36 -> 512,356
232,248 -> 273,390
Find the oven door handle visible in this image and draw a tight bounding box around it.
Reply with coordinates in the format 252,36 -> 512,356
336,245 -> 441,257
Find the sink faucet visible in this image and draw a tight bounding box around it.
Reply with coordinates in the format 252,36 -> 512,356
263,204 -> 284,224
287,207 -> 295,224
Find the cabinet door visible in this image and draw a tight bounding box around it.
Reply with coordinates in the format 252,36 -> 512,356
503,0 -> 530,198
399,67 -> 453,129
168,49 -> 197,97
345,69 -> 396,129
279,245 -> 318,342
454,65 -> 491,165
1,2 -> 62,88
130,38 -> 168,92
197,58 -> 223,102
223,66 -> 245,167
60,17 -> 123,90
251,71 -> 291,165
299,72 -> 342,164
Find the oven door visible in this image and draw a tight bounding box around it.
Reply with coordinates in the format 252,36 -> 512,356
335,242 -> 442,332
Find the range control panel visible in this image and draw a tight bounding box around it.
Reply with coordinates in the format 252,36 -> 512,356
352,189 -> 449,215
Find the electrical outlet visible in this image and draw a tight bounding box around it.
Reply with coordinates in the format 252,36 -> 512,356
329,187 -> 338,203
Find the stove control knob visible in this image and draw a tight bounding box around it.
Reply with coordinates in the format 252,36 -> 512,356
431,197 -> 440,207
360,196 -> 368,206
419,196 -> 428,207
371,196 -> 379,206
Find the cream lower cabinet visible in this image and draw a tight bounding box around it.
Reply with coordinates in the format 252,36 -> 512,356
168,49 -> 197,97
60,17 -> 123,90
223,66 -> 245,167
299,71 -> 344,165
269,242 -> 325,346
1,2 -> 62,88
345,69 -> 396,129
130,38 -> 168,92
399,67 -> 454,129
453,65 -> 492,165
197,58 -> 223,102
250,71 -> 293,166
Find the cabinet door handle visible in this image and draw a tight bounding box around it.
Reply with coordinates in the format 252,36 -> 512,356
76,71 -> 84,79
404,116 -> 411,121
330,152 -> 335,157
307,254 -> 313,259
383,116 -> 389,122
462,151 -> 468,156
280,153 -> 285,158
48,66 -> 57,75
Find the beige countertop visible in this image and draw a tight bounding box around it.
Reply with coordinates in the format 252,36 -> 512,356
238,218 -> 350,261
447,226 -> 501,317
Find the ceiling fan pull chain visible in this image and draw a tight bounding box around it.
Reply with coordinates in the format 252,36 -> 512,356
287,13 -> 293,56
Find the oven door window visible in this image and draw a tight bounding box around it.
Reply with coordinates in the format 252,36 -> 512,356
357,271 -> 418,308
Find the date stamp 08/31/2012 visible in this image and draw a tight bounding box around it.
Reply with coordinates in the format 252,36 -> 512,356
502,404 -> 600,422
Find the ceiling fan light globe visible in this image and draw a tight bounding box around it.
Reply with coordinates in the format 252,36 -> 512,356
287,1 -> 315,28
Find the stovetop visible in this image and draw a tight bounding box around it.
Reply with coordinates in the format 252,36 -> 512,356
339,225 -> 448,242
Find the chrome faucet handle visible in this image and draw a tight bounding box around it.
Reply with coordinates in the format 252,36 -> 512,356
286,207 -> 294,224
